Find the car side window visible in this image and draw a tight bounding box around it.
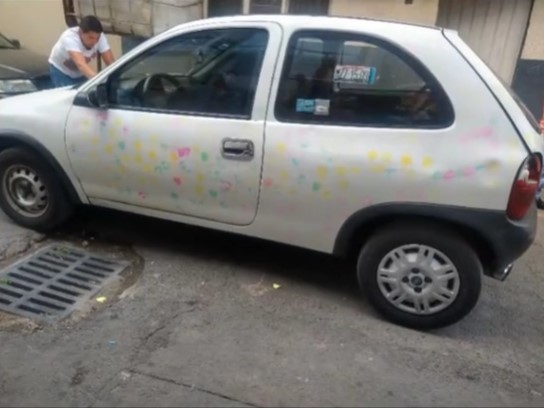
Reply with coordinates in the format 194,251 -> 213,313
107,28 -> 269,118
275,30 -> 454,128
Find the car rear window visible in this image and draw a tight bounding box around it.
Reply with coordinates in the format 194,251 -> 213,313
275,30 -> 454,128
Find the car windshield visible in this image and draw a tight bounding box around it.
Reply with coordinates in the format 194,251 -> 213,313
0,33 -> 15,49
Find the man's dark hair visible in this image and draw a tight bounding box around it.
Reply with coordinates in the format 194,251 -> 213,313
79,15 -> 103,34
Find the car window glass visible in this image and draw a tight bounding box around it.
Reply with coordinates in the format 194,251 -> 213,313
108,28 -> 269,118
275,30 -> 453,128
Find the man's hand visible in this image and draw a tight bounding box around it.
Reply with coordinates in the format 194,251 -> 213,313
68,50 -> 96,79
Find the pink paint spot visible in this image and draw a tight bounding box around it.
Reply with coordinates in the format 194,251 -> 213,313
177,147 -> 191,158
263,178 -> 273,188
173,176 -> 182,186
122,126 -> 129,134
462,167 -> 476,177
443,170 -> 456,180
138,191 -> 147,199
97,111 -> 108,121
220,180 -> 233,192
460,126 -> 494,143
362,197 -> 374,206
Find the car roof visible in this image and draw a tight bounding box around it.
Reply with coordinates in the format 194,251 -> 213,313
167,14 -> 442,35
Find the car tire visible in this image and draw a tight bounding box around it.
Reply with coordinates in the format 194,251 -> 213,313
537,197 -> 544,210
357,222 -> 482,330
0,147 -> 74,232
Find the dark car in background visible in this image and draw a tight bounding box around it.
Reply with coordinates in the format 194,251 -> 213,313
0,32 -> 52,98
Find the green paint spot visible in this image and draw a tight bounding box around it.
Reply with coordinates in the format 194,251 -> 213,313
292,158 -> 299,166
201,152 -> 209,162
118,141 -> 126,150
209,190 -> 218,198
171,192 -> 179,199
312,182 -> 321,192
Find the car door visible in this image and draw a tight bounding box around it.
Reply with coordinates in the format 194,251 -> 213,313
65,22 -> 281,225
256,28 -> 456,251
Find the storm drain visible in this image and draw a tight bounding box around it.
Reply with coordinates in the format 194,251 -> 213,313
0,244 -> 129,322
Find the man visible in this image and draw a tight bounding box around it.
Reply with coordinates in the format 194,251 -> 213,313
48,15 -> 115,87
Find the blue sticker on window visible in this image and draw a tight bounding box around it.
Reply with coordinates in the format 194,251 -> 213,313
296,98 -> 316,113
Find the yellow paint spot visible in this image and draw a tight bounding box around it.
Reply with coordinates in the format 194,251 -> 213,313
382,152 -> 392,163
335,166 -> 347,177
422,156 -> 433,168
194,184 -> 204,195
121,154 -> 130,164
339,179 -> 349,190
405,169 -> 416,179
322,190 -> 332,199
91,136 -> 99,146
134,155 -> 142,164
104,144 -> 114,154
276,143 -> 288,154
108,128 -> 117,139
143,164 -> 153,173
370,164 -> 385,173
368,150 -> 378,161
196,173 -> 205,183
138,176 -> 146,184
486,161 -> 500,172
150,134 -> 160,143
170,151 -> 178,164
400,154 -> 412,167
349,166 -> 361,174
288,187 -> 297,195
133,141 -> 142,152
113,117 -> 122,128
148,151 -> 157,160
316,165 -> 328,180
279,170 -> 290,181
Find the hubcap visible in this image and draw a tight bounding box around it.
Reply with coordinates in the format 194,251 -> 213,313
2,165 -> 49,217
376,244 -> 460,315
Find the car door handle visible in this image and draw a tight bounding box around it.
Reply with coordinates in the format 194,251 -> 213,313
221,138 -> 254,160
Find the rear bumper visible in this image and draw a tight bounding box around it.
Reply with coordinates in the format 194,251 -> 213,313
484,202 -> 536,281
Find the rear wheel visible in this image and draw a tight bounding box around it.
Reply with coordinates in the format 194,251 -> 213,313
357,222 -> 482,330
0,147 -> 74,231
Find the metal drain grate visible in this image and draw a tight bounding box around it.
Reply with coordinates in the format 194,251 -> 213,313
0,244 -> 129,322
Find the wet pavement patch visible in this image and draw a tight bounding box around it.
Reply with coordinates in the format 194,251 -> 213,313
0,243 -> 129,322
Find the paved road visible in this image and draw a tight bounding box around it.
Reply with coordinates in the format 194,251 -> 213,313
0,208 -> 544,407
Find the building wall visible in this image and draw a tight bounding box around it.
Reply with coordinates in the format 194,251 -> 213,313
329,0 -> 438,25
0,0 -> 122,61
521,0 -> 544,59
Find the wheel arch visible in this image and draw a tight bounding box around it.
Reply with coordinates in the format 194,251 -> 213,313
0,130 -> 82,205
333,203 -> 500,277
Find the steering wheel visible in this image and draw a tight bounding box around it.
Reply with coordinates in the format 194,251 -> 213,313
141,73 -> 181,100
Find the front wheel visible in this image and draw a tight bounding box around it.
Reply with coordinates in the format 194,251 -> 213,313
0,147 -> 74,232
357,222 -> 482,330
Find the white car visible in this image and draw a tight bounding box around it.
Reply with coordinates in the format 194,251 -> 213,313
0,15 -> 542,329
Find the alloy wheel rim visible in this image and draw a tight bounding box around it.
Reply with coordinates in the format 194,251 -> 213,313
376,244 -> 460,315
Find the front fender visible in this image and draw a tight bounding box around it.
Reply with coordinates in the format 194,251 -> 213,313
0,130 -> 85,204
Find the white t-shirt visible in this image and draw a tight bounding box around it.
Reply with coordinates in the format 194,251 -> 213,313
48,27 -> 110,78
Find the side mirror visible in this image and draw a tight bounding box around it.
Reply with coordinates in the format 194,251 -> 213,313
11,39 -> 20,49
88,83 -> 108,108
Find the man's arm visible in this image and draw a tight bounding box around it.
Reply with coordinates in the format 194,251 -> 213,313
68,51 -> 97,79
101,49 -> 115,66
98,34 -> 115,66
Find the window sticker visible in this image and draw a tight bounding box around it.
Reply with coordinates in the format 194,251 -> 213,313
296,98 -> 316,113
333,65 -> 377,91
314,99 -> 330,116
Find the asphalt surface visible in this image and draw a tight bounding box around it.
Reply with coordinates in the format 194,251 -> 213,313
0,207 -> 544,407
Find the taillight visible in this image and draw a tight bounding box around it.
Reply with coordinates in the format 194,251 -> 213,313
506,154 -> 542,220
